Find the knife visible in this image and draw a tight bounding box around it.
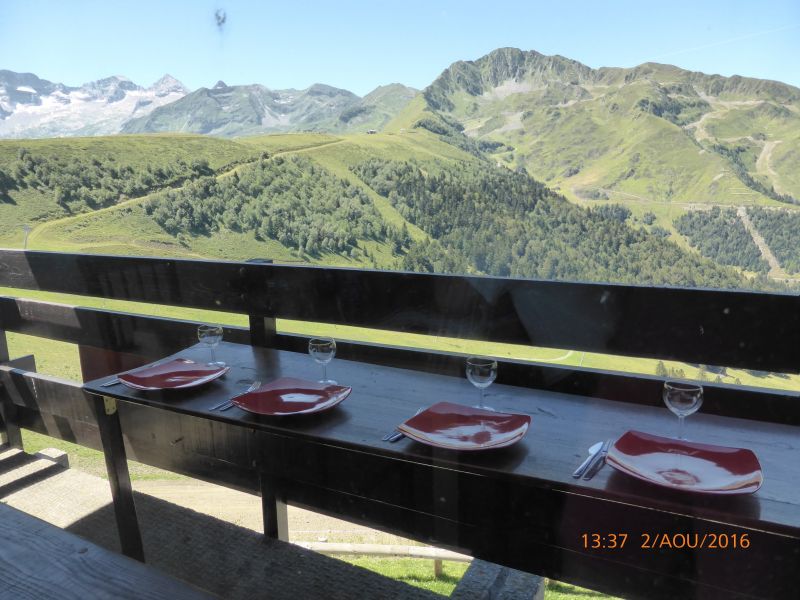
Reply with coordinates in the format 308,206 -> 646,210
582,439 -> 612,480
572,441 -> 603,478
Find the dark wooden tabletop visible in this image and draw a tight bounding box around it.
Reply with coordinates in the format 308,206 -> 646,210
84,341 -> 800,539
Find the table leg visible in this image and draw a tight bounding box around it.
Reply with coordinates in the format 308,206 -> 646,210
260,473 -> 288,541
91,394 -> 145,562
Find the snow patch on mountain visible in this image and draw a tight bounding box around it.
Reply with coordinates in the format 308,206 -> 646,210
0,72 -> 188,138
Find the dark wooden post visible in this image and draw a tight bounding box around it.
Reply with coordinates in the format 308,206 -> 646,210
0,329 -> 8,363
251,310 -> 285,540
0,329 -> 8,447
0,331 -> 23,450
246,259 -> 287,540
249,315 -> 277,348
260,474 -> 289,541
0,395 -> 22,450
91,393 -> 145,562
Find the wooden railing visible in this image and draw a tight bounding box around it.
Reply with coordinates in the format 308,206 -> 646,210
1,249 -> 799,598
1,249 -> 798,421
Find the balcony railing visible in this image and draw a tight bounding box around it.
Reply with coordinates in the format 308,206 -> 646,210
1,249 -> 799,599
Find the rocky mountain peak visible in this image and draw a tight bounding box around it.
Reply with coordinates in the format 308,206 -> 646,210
149,74 -> 188,97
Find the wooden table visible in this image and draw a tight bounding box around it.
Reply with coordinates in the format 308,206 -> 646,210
0,502 -> 215,600
84,342 -> 800,600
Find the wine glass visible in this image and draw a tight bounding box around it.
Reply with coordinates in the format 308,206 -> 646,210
309,337 -> 337,385
663,381 -> 703,440
466,357 -> 497,411
197,325 -> 225,367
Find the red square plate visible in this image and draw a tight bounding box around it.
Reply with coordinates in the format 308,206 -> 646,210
397,402 -> 531,451
119,358 -> 229,391
606,430 -> 763,494
231,377 -> 352,416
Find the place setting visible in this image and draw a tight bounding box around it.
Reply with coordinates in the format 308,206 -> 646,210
383,356 -> 532,452
96,328 -> 353,419
98,324 -> 231,391
572,380 -> 764,495
213,337 -> 352,416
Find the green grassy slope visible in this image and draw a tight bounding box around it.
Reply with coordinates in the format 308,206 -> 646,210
0,135 -> 257,247
415,48 -> 800,243
14,130 -> 469,265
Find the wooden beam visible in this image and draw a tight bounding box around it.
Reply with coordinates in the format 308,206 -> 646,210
0,356 -> 35,447
1,250 -> 798,373
0,297 -> 248,358
1,298 -> 798,425
0,328 -> 8,363
260,474 -> 288,542
0,390 -> 22,449
249,315 -> 276,348
90,394 -> 145,562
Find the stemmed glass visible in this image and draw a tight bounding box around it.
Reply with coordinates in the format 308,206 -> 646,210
309,337 -> 337,385
466,357 -> 497,411
197,325 -> 225,367
663,381 -> 703,440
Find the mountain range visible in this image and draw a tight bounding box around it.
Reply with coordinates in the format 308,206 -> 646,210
0,70 -> 417,138
417,48 -> 800,204
2,47 -> 799,206
0,71 -> 187,137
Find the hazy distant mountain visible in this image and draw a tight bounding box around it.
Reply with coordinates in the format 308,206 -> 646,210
0,67 -> 418,138
122,81 -> 418,136
0,71 -> 188,138
122,81 -> 358,136
336,84 -> 419,132
415,47 -> 800,203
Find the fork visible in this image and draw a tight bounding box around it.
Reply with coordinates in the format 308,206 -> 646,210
382,407 -> 423,442
211,380 -> 261,411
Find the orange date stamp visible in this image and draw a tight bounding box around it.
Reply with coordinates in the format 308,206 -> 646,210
581,532 -> 751,550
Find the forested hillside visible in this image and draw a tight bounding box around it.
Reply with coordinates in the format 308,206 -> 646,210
674,207 -> 768,272
0,131 -> 792,292
145,155 -> 399,260
0,135 -> 255,245
748,208 -> 800,273
3,147 -> 214,211
351,159 -> 746,287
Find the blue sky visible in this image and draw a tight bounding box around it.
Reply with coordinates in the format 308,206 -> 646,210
1,1 -> 799,96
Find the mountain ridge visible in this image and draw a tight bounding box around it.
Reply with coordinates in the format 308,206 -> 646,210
0,71 -> 189,137
410,46 -> 800,209
0,69 -> 419,138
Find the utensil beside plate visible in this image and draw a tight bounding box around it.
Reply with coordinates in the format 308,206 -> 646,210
210,380 -> 262,411
118,358 -> 229,391
396,402 -> 530,451
606,430 -> 763,494
573,441 -> 603,478
581,439 -> 612,480
230,377 -> 351,416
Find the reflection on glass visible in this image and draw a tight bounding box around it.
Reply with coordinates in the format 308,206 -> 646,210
466,356 -> 497,411
197,324 -> 225,367
663,381 -> 703,440
309,337 -> 337,384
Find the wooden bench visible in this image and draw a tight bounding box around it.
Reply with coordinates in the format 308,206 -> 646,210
0,502 -> 216,600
